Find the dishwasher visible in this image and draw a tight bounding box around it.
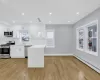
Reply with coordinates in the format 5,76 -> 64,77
24,45 -> 32,58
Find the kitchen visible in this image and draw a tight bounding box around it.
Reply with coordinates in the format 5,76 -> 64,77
0,22 -> 46,68
0,0 -> 100,79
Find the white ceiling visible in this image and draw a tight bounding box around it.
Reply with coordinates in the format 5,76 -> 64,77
0,0 -> 100,24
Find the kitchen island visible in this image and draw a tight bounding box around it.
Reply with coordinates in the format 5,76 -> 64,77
28,45 -> 45,68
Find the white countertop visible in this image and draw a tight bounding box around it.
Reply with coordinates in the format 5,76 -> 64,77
10,44 -> 32,46
29,45 -> 45,48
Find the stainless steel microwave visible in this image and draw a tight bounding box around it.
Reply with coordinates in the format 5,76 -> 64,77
4,31 -> 13,37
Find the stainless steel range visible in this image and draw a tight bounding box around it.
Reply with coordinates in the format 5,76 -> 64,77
0,41 -> 15,58
0,44 -> 10,58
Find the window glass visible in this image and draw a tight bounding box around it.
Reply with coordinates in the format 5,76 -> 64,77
46,30 -> 55,47
47,32 -> 54,38
87,24 -> 97,52
79,29 -> 84,49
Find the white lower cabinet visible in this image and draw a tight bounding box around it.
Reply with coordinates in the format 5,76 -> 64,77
10,45 -> 25,58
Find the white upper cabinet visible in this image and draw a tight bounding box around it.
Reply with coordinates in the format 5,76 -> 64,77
0,24 -> 8,38
29,23 -> 45,39
11,25 -> 22,38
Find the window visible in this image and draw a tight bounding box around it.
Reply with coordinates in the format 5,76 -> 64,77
85,20 -> 98,56
46,30 -> 55,48
76,27 -> 85,51
76,20 -> 98,56
17,30 -> 29,41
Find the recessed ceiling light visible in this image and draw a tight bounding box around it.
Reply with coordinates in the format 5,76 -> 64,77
22,13 -> 25,16
12,20 -> 15,23
68,21 -> 71,23
49,21 -> 52,24
76,12 -> 80,15
30,21 -> 32,23
49,12 -> 52,15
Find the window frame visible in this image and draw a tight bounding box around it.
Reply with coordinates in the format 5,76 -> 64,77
76,26 -> 85,51
76,20 -> 98,56
46,29 -> 55,48
85,20 -> 98,56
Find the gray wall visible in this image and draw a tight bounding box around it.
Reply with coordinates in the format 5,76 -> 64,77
45,24 -> 73,54
72,8 -> 100,69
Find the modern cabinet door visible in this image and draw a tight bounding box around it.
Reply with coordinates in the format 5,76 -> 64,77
10,45 -> 25,58
0,26 -> 7,38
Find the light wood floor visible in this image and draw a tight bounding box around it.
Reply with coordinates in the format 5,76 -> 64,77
0,57 -> 99,80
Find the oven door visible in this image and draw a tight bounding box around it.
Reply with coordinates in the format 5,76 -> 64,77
0,48 -> 2,54
0,48 -> 3,58
2,48 -> 10,54
2,48 -> 10,58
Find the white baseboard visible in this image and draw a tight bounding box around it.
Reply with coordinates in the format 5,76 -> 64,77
74,55 -> 100,73
11,57 -> 25,58
44,53 -> 73,56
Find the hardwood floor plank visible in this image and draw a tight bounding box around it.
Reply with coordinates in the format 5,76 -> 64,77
0,57 -> 99,80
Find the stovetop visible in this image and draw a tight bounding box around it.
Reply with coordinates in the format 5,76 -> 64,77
0,45 -> 10,48
1,44 -> 10,46
0,42 -> 15,48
